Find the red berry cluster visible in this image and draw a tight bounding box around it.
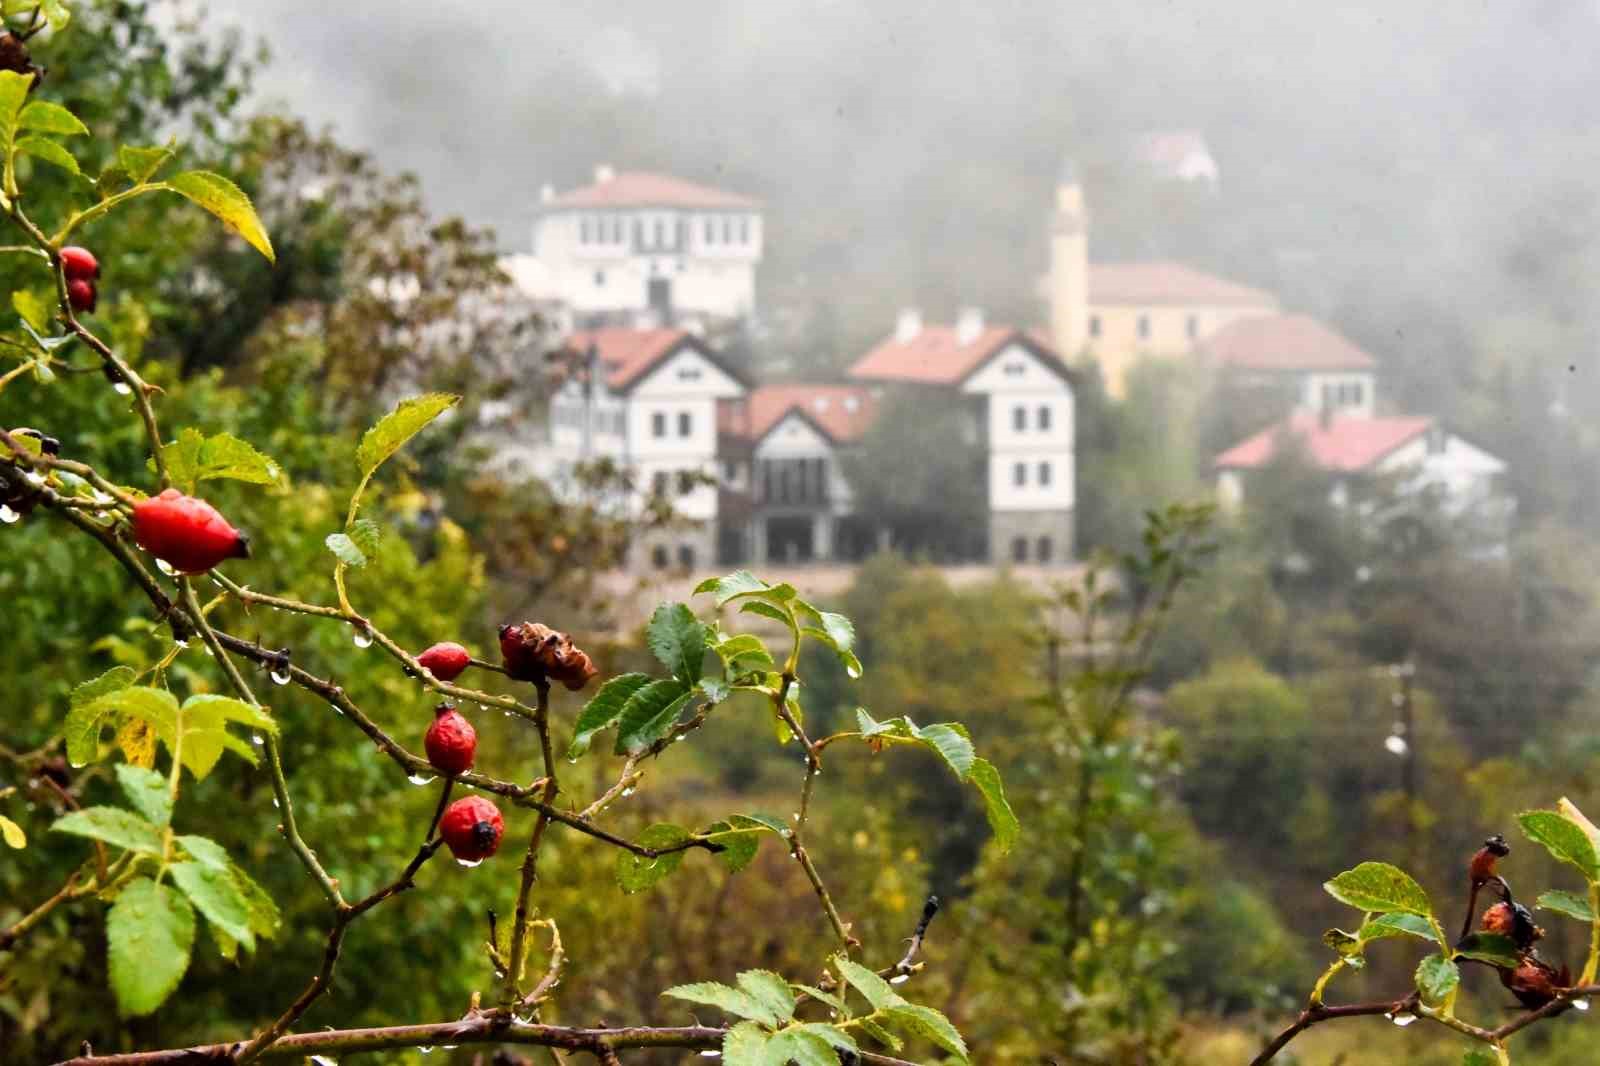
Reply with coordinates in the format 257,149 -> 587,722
60,246 -> 98,313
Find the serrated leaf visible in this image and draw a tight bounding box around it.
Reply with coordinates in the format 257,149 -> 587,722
0,70 -> 31,163
613,679 -> 690,755
919,724 -> 976,780
169,861 -> 254,953
722,1021 -> 771,1066
765,1029 -> 838,1066
0,813 -> 24,848
12,288 -> 47,332
1323,862 -> 1433,916
834,955 -> 904,1011
16,135 -> 79,175
346,518 -> 381,559
64,674 -> 169,768
663,981 -> 778,1026
157,428 -> 283,494
1537,889 -> 1596,923
858,1018 -> 902,1052
1518,810 -> 1600,881
166,169 -> 274,262
695,570 -> 774,605
710,632 -> 775,672
740,600 -> 793,627
176,694 -> 273,780
231,863 -> 281,942
118,144 -> 175,184
617,823 -> 689,894
107,878 -> 194,1016
802,609 -> 861,678
325,531 -> 366,567
1558,797 -> 1600,849
1455,933 -> 1522,968
568,672 -> 650,758
883,1003 -> 968,1062
969,757 -> 1019,853
647,602 -> 706,684
793,984 -> 851,1015
795,1023 -> 858,1054
700,814 -> 776,873
18,100 -> 86,136
52,806 -> 162,854
735,969 -> 796,1023
114,764 -> 171,828
356,392 -> 458,477
698,676 -> 732,704
175,834 -> 230,870
1414,953 -> 1459,1006
1360,912 -> 1438,944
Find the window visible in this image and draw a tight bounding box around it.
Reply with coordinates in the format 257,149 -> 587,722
594,270 -> 606,287
1011,536 -> 1028,563
677,365 -> 702,381
723,459 -> 739,482
677,544 -> 695,569
1003,361 -> 1026,377
1348,382 -> 1365,406
1187,314 -> 1199,339
1089,315 -> 1102,338
722,217 -> 733,243
1012,406 -> 1026,431
579,217 -> 591,244
652,471 -> 669,495
654,219 -> 665,247
1036,536 -> 1053,563
651,545 -> 669,570
651,412 -> 667,438
678,412 -> 692,437
1038,461 -> 1052,486
611,216 -> 622,243
677,470 -> 696,494
1038,404 -> 1052,431
1321,382 -> 1335,411
1137,314 -> 1151,340
704,218 -> 716,245
740,216 -> 751,243
676,219 -> 686,247
1013,462 -> 1026,487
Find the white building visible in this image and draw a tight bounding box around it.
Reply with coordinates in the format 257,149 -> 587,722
516,166 -> 763,329
1132,130 -> 1221,186
1200,313 -> 1379,418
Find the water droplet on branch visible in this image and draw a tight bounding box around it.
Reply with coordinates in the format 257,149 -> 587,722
0,505 -> 18,524
112,382 -> 133,396
408,773 -> 436,786
352,627 -> 374,648
456,858 -> 483,868
271,669 -> 291,686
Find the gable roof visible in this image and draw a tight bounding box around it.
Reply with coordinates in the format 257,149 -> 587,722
560,328 -> 745,393
1215,412 -> 1433,472
1089,262 -> 1277,308
1202,313 -> 1378,371
848,326 -> 1070,387
719,385 -> 879,445
546,172 -> 760,211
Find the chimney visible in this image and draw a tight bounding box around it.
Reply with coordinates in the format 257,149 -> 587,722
594,164 -> 616,184
956,306 -> 985,345
540,183 -> 555,204
894,308 -> 922,343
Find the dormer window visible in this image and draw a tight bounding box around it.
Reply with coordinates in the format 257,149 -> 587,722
676,365 -> 702,382
1003,362 -> 1025,377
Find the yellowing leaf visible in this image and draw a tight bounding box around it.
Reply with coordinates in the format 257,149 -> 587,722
355,393 -> 459,477
0,813 -> 24,848
165,170 -> 274,263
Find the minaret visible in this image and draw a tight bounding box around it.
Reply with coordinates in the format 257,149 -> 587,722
1049,159 -> 1089,359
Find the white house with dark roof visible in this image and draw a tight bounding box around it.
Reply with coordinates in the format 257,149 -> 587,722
513,165 -> 763,328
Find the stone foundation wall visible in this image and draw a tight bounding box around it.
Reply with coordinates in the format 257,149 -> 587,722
989,509 -> 1075,565
629,521 -> 718,575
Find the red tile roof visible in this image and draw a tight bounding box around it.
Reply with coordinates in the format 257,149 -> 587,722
547,172 -> 760,210
847,326 -> 1065,386
719,385 -> 879,445
1089,262 -> 1277,308
1201,313 -> 1378,371
1215,411 -> 1432,472
563,328 -> 692,390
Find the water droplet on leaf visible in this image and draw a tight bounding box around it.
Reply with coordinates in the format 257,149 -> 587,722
1575,999 -> 1590,1012
251,734 -> 265,747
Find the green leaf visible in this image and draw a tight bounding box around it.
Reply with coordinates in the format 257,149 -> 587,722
52,806 -> 162,854
765,1029 -> 838,1066
174,694 -> 274,780
324,531 -> 367,567
919,724 -> 976,780
174,834 -> 230,871
735,969 -> 796,1023
63,674 -> 167,768
968,757 -> 1020,853
662,981 -> 778,1025
169,861 -> 254,953
1414,953 -> 1459,1006
700,814 -> 775,873
721,1021 -> 771,1066
613,679 -> 690,755
647,602 -> 706,684
695,570 -> 775,605
738,812 -> 791,837
1537,889 -> 1596,923
617,823 -> 689,894
106,878 -> 195,1016
118,144 -> 175,184
698,676 -> 732,704
12,287 -> 47,333
18,100 -> 87,136
858,1018 -> 903,1052
231,863 -> 282,942
356,392 -> 459,477
37,0 -> 70,31
1323,862 -> 1433,916
710,632 -> 775,672
16,135 -> 79,175
568,672 -> 651,758
114,764 -> 171,828
1359,912 -> 1438,944
793,985 -> 851,1016
1518,810 -> 1600,881
165,170 -> 275,263
834,955 -> 904,1011
1455,933 -> 1522,969
1322,927 -> 1360,956
1462,1049 -> 1499,1066
882,1004 -> 969,1063
0,69 -> 32,163
802,609 -> 862,678
346,518 -> 381,559
0,813 -> 24,848
795,1023 -> 858,1054
740,600 -> 793,627
157,427 -> 283,494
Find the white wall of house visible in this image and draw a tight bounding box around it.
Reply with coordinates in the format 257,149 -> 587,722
1299,371 -> 1377,417
961,342 -> 1076,512
752,412 -> 855,514
531,209 -> 761,319
1377,430 -> 1507,514
622,347 -> 744,522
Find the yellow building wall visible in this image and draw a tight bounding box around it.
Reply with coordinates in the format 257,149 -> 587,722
1086,303 -> 1277,399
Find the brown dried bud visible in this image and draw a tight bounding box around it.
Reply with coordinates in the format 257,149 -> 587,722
0,33 -> 42,90
1499,955 -> 1569,1010
1482,901 -> 1516,937
498,621 -> 598,691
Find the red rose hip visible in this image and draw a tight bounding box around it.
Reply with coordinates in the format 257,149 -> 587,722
59,246 -> 99,281
131,488 -> 250,574
417,641 -> 471,681
424,703 -> 476,776
66,278 -> 96,313
439,795 -> 502,862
